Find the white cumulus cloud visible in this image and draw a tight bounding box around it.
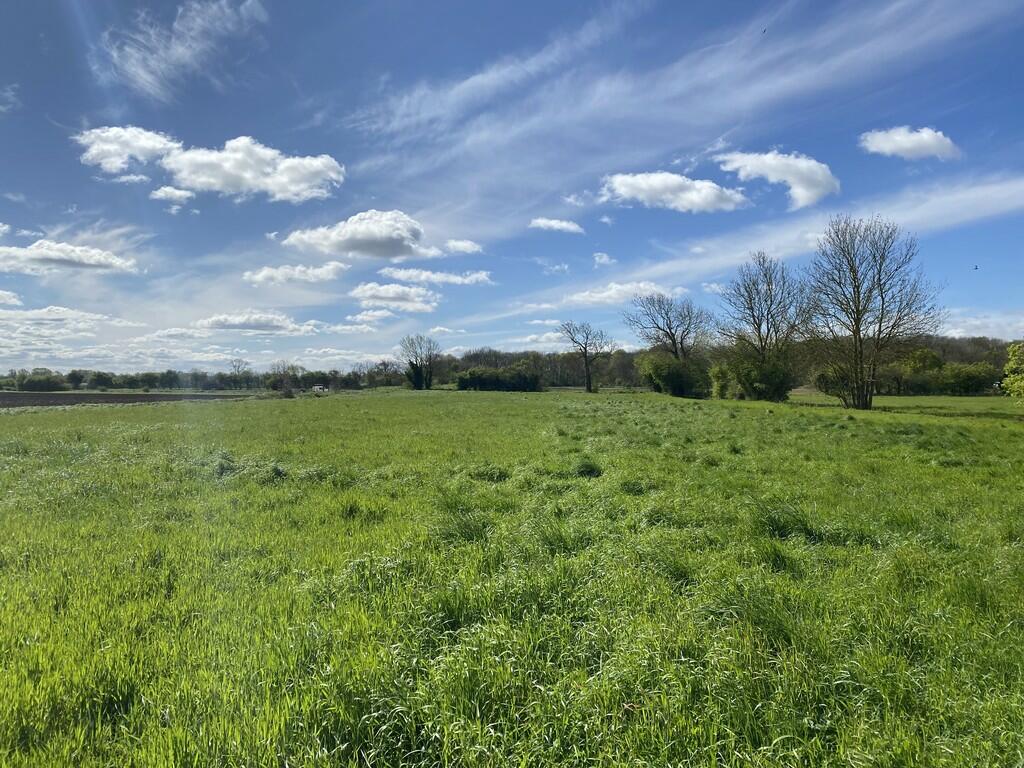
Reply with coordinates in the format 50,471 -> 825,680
943,309 -> 1024,340
858,126 -> 960,160
75,127 -> 344,203
242,261 -> 350,285
445,238 -> 483,254
349,282 -> 440,312
346,309 -> 394,323
149,185 -> 195,203
74,126 -> 182,174
0,305 -> 139,340
599,172 -> 746,213
0,239 -> 137,275
430,326 -> 466,334
715,150 -> 839,210
160,136 -> 344,203
516,331 -> 565,345
593,252 -> 616,267
112,173 -> 151,184
529,217 -> 585,234
0,289 -> 22,306
194,309 -> 318,336
378,267 -> 492,285
284,210 -> 441,260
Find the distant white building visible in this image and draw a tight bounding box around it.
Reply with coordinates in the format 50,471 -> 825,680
312,385 -> 327,393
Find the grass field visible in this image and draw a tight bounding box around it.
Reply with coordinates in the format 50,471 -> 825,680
2,390 -> 1023,766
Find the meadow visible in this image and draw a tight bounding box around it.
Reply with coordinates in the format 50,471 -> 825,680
1,390 -> 1022,766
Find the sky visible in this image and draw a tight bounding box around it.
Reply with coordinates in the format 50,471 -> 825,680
1,0 -> 1023,372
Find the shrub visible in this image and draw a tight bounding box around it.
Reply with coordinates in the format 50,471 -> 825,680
813,368 -> 849,402
1004,342 -> 1024,398
710,363 -> 735,399
729,356 -> 799,402
19,373 -> 67,392
456,365 -> 542,392
941,362 -> 999,395
635,351 -> 710,398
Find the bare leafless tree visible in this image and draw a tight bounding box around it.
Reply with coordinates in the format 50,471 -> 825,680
559,321 -> 615,393
806,215 -> 942,409
623,293 -> 713,360
720,250 -> 807,365
399,334 -> 442,390
229,358 -> 250,376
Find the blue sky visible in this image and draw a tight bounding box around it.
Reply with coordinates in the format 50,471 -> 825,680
1,0 -> 1023,372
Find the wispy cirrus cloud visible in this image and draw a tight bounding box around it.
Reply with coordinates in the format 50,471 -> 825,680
0,84 -> 21,115
350,0 -> 1019,243
93,0 -> 269,102
633,173 -> 1024,284
346,1 -> 649,136
562,280 -> 682,306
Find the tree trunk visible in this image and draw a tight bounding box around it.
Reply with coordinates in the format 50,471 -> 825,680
584,360 -> 593,393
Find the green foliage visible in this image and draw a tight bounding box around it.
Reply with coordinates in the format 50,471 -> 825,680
710,363 -> 735,399
635,351 -> 710,398
456,364 -> 542,391
941,362 -> 999,395
1005,342 -> 1024,397
813,367 -> 851,402
905,347 -> 944,373
1,391 -> 1023,765
405,361 -> 427,390
729,355 -> 800,402
17,372 -> 67,392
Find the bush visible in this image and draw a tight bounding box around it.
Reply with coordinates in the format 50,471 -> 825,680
729,356 -> 799,402
813,368 -> 849,402
456,365 -> 542,392
19,373 -> 67,392
904,370 -> 943,395
941,362 -> 999,395
1004,342 -> 1024,397
635,352 -> 710,399
710,363 -> 735,399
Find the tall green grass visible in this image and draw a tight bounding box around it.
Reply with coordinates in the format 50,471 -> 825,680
1,390 -> 1022,766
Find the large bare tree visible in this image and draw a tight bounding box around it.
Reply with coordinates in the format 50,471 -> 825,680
806,215 -> 941,409
623,293 -> 713,360
719,251 -> 807,399
399,334 -> 441,390
559,321 -> 615,393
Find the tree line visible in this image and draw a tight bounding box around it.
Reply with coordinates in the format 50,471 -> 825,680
398,217 -> 1019,408
3,217 -> 1021,408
